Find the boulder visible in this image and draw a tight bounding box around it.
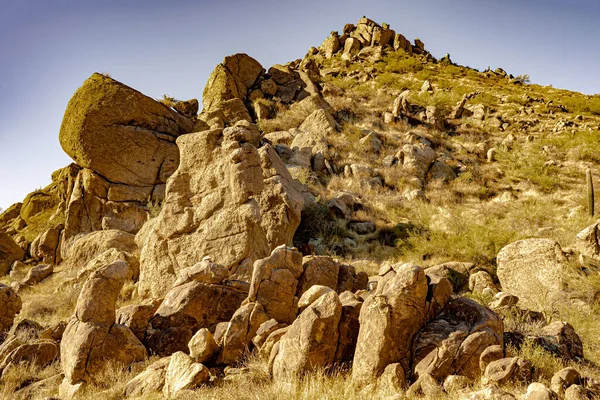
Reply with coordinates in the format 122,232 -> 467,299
398,143 -> 437,181
551,367 -> 581,397
202,54 -> 262,113
217,302 -> 268,365
469,271 -> 498,294
526,383 -> 558,400
252,319 -> 286,349
59,73 -> 193,186
116,300 -> 161,342
479,344 -> 504,373
426,262 -> 474,293
139,128 -> 305,297
60,261 -> 146,395
412,298 -> 504,381
497,239 -> 569,311
297,256 -> 340,295
0,283 -> 21,341
146,280 -> 247,355
320,31 -> 340,58
188,328 -> 219,364
62,229 -> 136,271
271,291 -> 342,379
576,221 -> 600,265
299,109 -> 340,136
0,232 -> 24,275
163,351 -> 210,397
22,264 -> 53,286
123,357 -> 170,398
482,357 -> 532,385
533,321 -> 583,361
443,375 -> 471,394
298,285 -> 334,311
0,340 -> 59,373
352,264 -> 429,386
335,291 -> 362,363
247,246 -> 304,324
30,227 -> 61,264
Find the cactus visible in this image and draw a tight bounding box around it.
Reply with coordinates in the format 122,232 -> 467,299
587,168 -> 594,217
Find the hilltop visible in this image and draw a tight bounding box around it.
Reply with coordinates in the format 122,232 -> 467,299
1,16 -> 600,399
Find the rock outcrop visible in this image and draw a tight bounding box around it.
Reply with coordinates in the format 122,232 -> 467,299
139,125 -> 305,297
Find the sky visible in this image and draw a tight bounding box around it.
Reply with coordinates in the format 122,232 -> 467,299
1,0 -> 599,209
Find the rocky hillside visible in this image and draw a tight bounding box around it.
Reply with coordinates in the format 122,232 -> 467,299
1,16 -> 600,399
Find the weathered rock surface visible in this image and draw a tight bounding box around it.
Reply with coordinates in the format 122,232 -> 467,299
271,291 -> 342,379
0,283 -> 21,341
533,321 -> 583,361
413,298 -> 504,381
297,256 -> 339,295
163,351 -> 210,397
188,328 -> 219,364
22,264 -> 53,286
30,227 -> 61,264
497,239 -> 569,311
0,232 -> 24,275
59,73 -> 193,187
218,302 -> 268,365
247,246 -> 304,324
202,54 -> 263,113
116,300 -> 161,342
526,382 -> 558,400
62,229 -> 137,271
0,340 -> 59,373
123,357 -> 170,398
60,261 -> 146,396
352,264 -> 430,385
139,126 -> 305,297
482,357 -> 532,385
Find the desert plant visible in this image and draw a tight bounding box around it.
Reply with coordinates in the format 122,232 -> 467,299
587,169 -> 594,217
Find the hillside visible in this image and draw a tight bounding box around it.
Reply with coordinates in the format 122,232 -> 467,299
1,16 -> 600,399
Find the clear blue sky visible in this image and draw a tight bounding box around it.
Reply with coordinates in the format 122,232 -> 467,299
1,0 -> 599,209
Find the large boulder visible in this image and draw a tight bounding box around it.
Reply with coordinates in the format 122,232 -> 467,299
497,239 -> 569,311
412,298 -> 504,382
59,73 -> 193,187
0,232 -> 24,275
271,291 -> 342,379
139,128 -> 305,297
59,261 -> 146,397
352,264 -> 430,386
202,54 -> 263,113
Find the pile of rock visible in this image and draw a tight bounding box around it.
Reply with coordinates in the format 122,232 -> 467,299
318,17 -> 432,61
